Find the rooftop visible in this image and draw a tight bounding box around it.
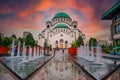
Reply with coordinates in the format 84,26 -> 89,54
102,1 -> 120,20
53,12 -> 71,19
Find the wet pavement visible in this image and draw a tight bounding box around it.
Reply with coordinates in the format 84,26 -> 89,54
31,50 -> 92,80
0,55 -> 53,80
1,50 -> 120,80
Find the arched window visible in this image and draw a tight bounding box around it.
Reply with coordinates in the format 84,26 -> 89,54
50,34 -> 52,37
60,34 -> 63,37
65,41 -> 68,44
47,25 -> 50,28
60,39 -> 63,43
56,41 -> 58,44
71,34 -> 73,37
74,25 -> 76,28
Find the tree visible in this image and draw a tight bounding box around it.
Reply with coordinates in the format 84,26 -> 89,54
18,37 -> 24,43
89,38 -> 97,47
76,36 -> 83,47
18,37 -> 25,48
0,37 -> 2,46
0,37 -> 12,46
25,33 -> 36,47
11,34 -> 18,45
11,34 -> 17,39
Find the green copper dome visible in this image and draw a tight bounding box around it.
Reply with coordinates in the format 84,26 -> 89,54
54,24 -> 69,29
53,12 -> 71,19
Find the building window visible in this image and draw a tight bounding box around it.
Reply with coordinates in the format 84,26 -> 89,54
50,34 -> 52,37
60,34 -> 63,37
47,25 -> 50,28
74,25 -> 76,28
65,41 -> 68,44
114,15 -> 120,22
71,35 -> 73,37
60,39 -> 63,43
115,24 -> 120,34
62,18 -> 63,21
56,41 -> 58,44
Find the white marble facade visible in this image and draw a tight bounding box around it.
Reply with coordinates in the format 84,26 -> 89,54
38,12 -> 84,49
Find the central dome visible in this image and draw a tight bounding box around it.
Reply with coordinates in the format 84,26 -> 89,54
53,12 -> 71,19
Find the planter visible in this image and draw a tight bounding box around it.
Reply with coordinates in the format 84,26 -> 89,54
0,46 -> 8,54
26,47 -> 29,55
26,46 -> 42,55
93,48 -> 96,53
25,47 -> 34,55
68,47 -> 77,55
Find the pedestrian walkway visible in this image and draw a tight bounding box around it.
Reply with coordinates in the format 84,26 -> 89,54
30,49 -> 92,80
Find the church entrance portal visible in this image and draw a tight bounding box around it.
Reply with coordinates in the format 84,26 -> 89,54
60,39 -> 63,48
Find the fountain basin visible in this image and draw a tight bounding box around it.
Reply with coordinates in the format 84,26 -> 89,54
70,55 -> 120,80
0,55 -> 53,79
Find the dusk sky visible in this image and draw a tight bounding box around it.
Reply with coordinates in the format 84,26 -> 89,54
0,0 -> 119,41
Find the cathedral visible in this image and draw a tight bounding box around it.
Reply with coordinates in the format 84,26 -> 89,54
38,12 -> 84,49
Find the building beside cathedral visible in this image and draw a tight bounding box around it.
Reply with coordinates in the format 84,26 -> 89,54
102,1 -> 120,47
38,12 -> 84,49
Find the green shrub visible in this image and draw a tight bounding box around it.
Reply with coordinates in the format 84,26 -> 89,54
71,41 -> 77,47
0,37 -> 12,46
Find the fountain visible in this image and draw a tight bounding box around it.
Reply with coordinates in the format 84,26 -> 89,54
11,39 -> 15,58
85,45 -> 90,60
33,47 -> 36,59
29,46 -> 32,60
84,44 -> 87,59
95,44 -> 102,64
17,41 -> 20,57
22,42 -> 26,62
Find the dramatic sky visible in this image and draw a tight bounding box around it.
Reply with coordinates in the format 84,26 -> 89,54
0,0 -> 119,41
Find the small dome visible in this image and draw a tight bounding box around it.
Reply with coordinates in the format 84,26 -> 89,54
46,20 -> 51,23
54,23 -> 69,29
53,12 -> 71,19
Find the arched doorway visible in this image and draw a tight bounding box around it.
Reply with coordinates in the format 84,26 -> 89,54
56,41 -> 58,48
65,41 -> 68,49
60,39 -> 63,48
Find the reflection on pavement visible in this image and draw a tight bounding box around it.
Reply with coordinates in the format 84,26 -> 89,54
31,50 -> 92,80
